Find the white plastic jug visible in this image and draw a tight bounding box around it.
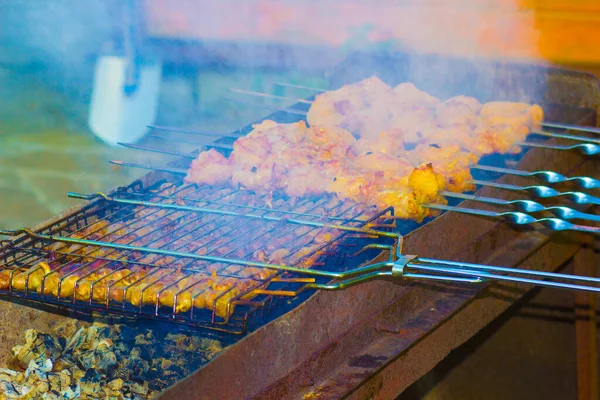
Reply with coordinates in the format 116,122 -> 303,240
88,55 -> 162,146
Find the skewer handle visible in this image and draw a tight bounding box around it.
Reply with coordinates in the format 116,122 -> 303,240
472,165 -> 600,190
424,204 -> 600,234
471,180 -> 600,205
443,191 -> 600,224
519,141 -> 600,156
532,130 -> 600,144
542,122 -> 600,135
404,260 -> 600,293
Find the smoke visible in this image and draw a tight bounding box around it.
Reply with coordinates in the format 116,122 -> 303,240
0,0 -> 546,132
145,1 -> 541,62
143,0 -> 544,101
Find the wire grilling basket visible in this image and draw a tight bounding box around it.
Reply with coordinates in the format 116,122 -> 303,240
0,179 -> 396,334
2,176 -> 600,335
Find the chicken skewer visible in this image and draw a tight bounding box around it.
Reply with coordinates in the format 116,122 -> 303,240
107,159 -> 600,236
232,88 -> 600,144
115,78 -> 594,225
120,134 -> 600,192
273,82 -> 600,135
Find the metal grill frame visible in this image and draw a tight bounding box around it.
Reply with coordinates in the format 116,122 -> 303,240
0,177 -> 396,334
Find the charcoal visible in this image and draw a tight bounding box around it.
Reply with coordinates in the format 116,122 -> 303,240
3,320 -> 224,399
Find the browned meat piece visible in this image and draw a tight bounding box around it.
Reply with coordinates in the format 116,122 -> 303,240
306,76 -> 392,129
436,95 -> 481,128
185,149 -> 234,186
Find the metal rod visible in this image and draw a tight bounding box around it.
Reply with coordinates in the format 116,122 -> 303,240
117,142 -> 196,158
409,264 -> 600,293
150,135 -> 233,150
518,141 -> 600,156
531,130 -> 600,144
542,122 -> 600,135
273,82 -> 327,93
416,258 -> 600,284
442,191 -> 600,223
471,165 -> 600,190
68,191 -> 367,223
66,191 -> 400,242
423,203 -> 600,234
109,160 -> 187,175
471,180 -> 600,206
148,125 -> 242,139
224,97 -> 308,116
228,88 -> 313,104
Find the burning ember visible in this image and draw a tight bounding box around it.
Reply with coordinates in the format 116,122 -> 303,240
1,321 -> 222,399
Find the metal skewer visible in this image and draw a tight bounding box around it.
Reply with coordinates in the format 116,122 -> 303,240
224,97 -> 308,116
471,165 -> 600,190
471,180 -> 600,205
443,191 -> 600,223
117,142 -> 196,159
518,141 -> 600,156
541,122 -> 600,135
150,135 -> 234,150
229,88 -> 313,104
531,130 -> 600,144
148,125 -> 243,139
273,82 -> 327,93
423,204 -> 600,234
109,160 -> 187,175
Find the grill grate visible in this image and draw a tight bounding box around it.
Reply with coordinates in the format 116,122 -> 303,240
0,178 -> 394,334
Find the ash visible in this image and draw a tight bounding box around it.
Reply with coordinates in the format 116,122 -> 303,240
0,320 -> 223,399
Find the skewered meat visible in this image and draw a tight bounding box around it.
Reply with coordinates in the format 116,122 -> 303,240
391,82 -> 440,108
435,95 -> 481,128
305,77 -> 543,159
353,130 -> 404,156
406,145 -> 479,193
480,101 -> 544,128
185,149 -> 234,186
351,152 -> 413,179
307,76 -> 392,130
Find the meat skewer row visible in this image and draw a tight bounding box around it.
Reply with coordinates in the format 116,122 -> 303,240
185,77 -> 544,222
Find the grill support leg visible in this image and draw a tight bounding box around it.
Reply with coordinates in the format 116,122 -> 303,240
574,241 -> 599,400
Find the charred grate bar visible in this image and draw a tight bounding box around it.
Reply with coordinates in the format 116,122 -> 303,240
0,178 -> 394,335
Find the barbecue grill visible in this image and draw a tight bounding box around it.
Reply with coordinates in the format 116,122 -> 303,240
0,52 -> 599,399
